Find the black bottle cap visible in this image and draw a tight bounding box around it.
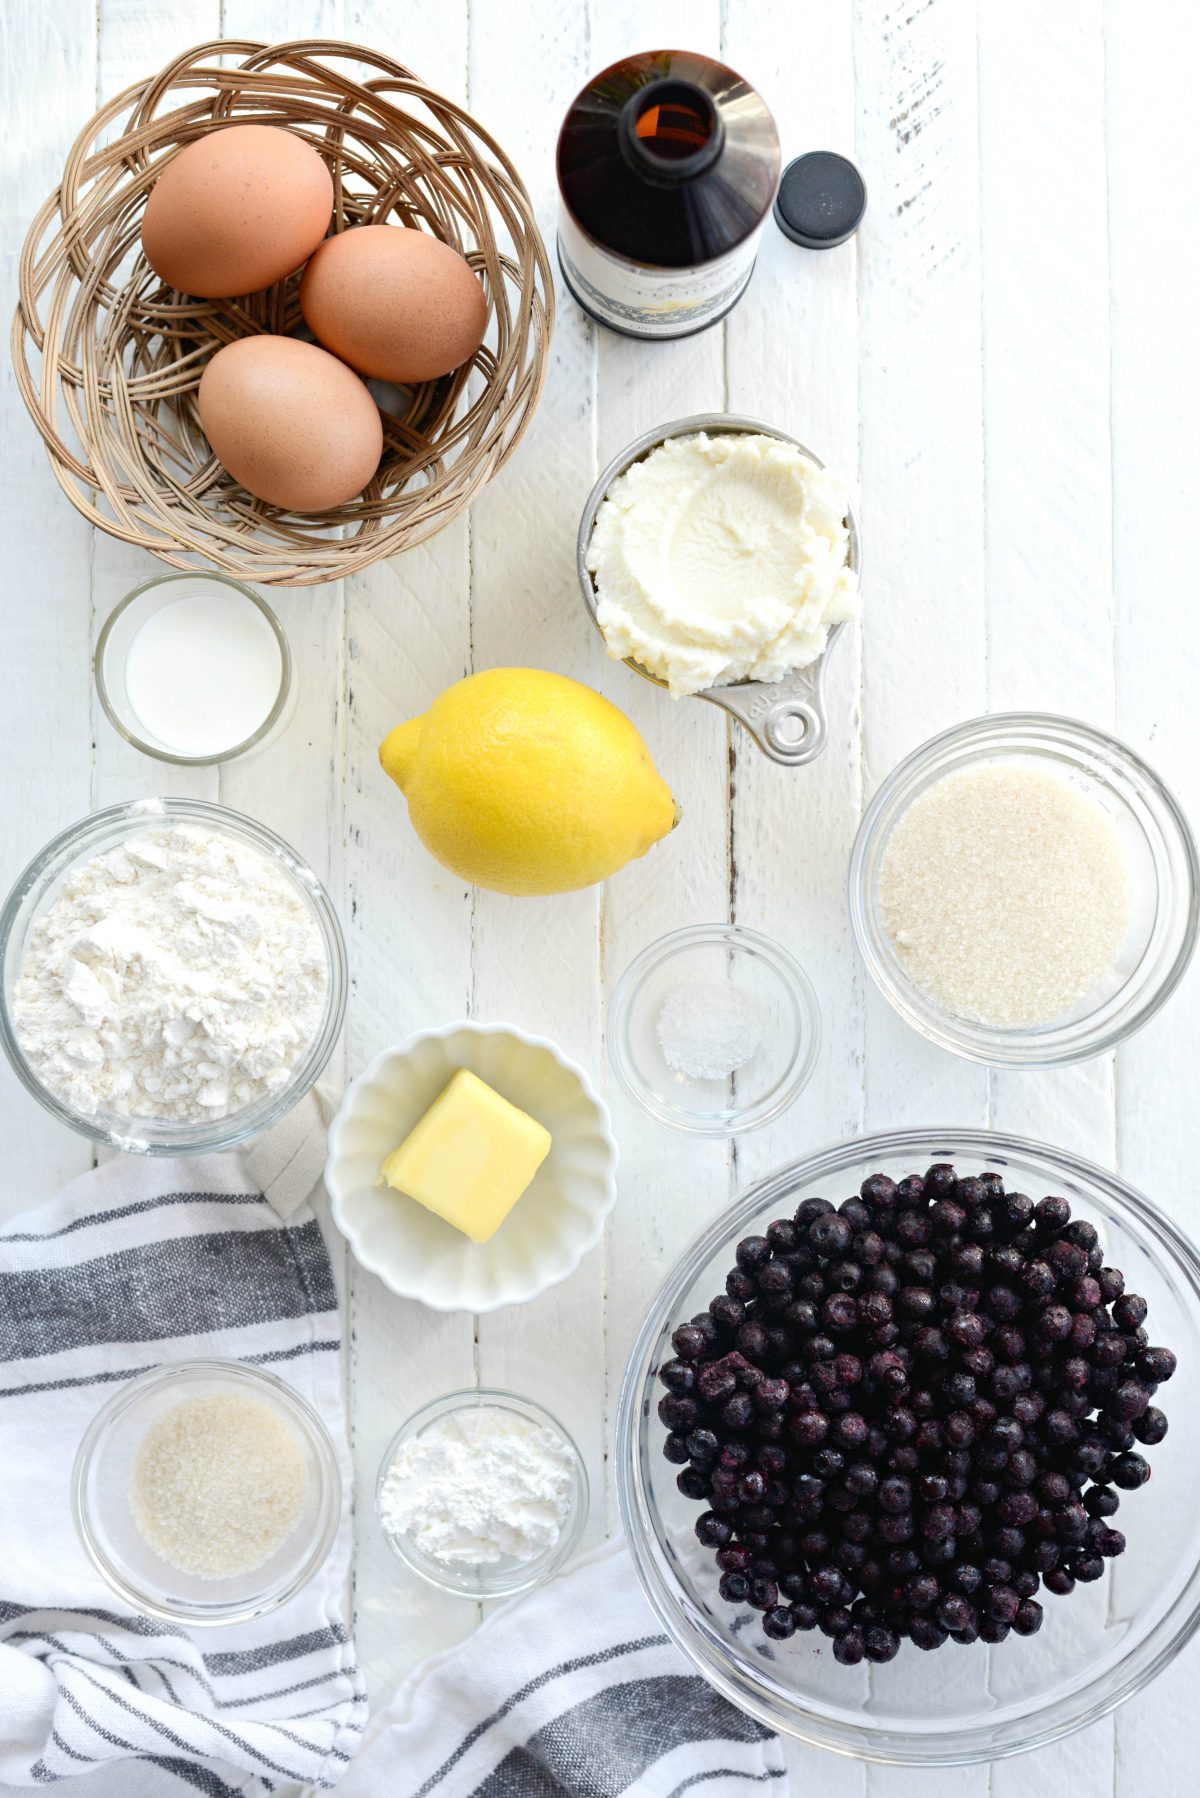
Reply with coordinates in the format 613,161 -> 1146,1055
773,151 -> 866,249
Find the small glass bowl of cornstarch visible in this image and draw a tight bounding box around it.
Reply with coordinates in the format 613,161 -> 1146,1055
376,1390 -> 588,1599
850,714 -> 1198,1067
0,797 -> 347,1153
608,925 -> 821,1135
72,1360 -> 342,1625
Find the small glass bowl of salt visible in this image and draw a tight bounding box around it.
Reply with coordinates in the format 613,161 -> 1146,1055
607,924 -> 821,1136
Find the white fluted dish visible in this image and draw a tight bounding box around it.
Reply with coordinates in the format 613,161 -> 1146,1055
326,1023 -> 618,1313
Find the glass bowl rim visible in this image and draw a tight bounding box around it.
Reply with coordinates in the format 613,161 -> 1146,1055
375,1386 -> 590,1599
616,1125 -> 1200,1765
607,923 -> 823,1136
71,1356 -> 343,1627
847,711 -> 1199,1068
94,572 -> 293,767
0,796 -> 347,1154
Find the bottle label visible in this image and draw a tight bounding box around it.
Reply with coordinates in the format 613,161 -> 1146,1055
557,207 -> 762,338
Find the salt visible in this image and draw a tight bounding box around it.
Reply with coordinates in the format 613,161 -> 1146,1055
656,978 -> 764,1080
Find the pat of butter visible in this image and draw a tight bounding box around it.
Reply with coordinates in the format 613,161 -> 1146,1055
380,1069 -> 552,1243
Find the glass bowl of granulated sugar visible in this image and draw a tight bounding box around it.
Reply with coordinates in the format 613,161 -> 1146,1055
0,797 -> 347,1154
73,1359 -> 342,1626
608,924 -> 821,1136
849,713 -> 1198,1068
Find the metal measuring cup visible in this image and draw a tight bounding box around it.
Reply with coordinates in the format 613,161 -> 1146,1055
576,412 -> 860,766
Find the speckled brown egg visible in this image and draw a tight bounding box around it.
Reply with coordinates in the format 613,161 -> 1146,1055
141,124 -> 333,298
299,224 -> 488,384
197,336 -> 384,512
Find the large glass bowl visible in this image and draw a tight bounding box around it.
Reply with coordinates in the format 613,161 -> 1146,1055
616,1128 -> 1200,1765
848,714 -> 1198,1067
0,798 -> 347,1154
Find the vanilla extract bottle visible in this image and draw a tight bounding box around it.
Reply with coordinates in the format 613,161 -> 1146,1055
556,48 -> 781,340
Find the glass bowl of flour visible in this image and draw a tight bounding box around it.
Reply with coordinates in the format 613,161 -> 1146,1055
0,797 -> 346,1153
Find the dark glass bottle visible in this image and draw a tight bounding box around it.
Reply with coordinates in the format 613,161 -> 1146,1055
557,48 -> 781,340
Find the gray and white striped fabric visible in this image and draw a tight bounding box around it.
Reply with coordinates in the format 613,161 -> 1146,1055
0,1143 -> 365,1795
337,1540 -> 787,1798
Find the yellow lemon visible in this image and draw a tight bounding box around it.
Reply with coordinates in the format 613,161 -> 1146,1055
380,668 -> 678,896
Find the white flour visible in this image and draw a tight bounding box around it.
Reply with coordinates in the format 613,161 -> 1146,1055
13,823 -> 328,1123
379,1407 -> 575,1566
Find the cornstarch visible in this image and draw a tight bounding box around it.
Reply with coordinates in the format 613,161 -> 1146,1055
379,1407 -> 575,1566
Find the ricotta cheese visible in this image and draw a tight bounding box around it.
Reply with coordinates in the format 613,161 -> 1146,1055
586,430 -> 859,697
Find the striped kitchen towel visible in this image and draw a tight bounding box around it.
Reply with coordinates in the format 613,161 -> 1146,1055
0,1119 -> 365,1795
336,1539 -> 787,1798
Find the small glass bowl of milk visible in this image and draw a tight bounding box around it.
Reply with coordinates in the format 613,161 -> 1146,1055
95,573 -> 293,765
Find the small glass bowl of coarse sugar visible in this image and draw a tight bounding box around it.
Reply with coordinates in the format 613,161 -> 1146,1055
850,713 -> 1199,1068
608,925 -> 821,1135
376,1390 -> 588,1599
72,1360 -> 342,1626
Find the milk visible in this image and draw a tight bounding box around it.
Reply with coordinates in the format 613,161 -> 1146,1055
123,581 -> 284,758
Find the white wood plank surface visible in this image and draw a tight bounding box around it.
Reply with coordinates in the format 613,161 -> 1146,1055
979,7 -> 1118,1790
3,1 -> 97,1202
1106,5 -> 1200,1792
1,3 -> 1197,1794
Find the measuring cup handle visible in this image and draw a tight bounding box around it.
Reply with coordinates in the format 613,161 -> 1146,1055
701,623 -> 845,766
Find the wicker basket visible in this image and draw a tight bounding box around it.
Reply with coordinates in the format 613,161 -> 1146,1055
12,39 -> 554,586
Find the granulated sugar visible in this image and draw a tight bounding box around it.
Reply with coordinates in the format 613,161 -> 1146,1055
130,1393 -> 308,1579
656,977 -> 764,1080
878,762 -> 1131,1028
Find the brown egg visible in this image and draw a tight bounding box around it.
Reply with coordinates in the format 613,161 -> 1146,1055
300,225 -> 488,384
142,125 -> 333,298
198,336 -> 384,512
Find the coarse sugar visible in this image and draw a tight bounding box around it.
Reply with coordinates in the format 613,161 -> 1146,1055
129,1392 -> 308,1579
